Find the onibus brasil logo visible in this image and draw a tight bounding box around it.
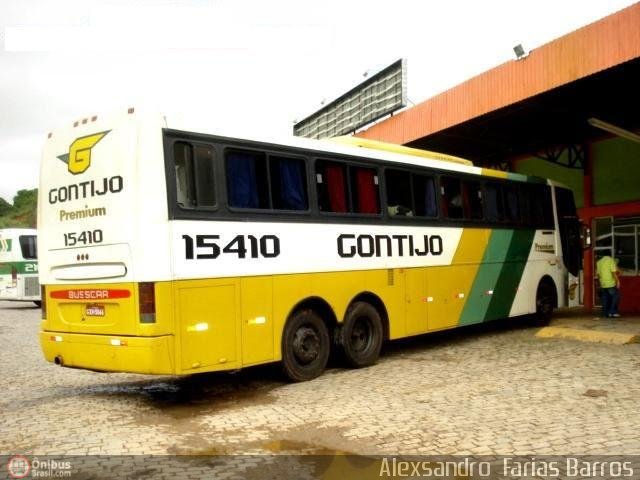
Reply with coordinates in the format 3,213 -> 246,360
57,130 -> 110,175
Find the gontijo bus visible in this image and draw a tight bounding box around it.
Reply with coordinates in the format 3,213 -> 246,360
0,228 -> 40,306
38,108 -> 581,381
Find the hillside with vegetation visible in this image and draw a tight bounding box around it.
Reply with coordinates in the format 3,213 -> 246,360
0,189 -> 38,228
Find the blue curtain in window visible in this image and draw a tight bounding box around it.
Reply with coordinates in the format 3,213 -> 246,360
425,179 -> 437,217
278,159 -> 305,210
227,153 -> 258,208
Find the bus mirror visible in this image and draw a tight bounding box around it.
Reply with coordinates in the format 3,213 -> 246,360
580,224 -> 591,249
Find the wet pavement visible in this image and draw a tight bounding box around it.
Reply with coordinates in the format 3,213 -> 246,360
2,301 -> 640,458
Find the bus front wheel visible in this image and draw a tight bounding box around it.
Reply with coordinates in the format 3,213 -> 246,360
535,279 -> 556,325
281,309 -> 330,382
338,301 -> 383,368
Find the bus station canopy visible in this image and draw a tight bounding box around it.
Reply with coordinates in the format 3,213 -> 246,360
356,3 -> 640,169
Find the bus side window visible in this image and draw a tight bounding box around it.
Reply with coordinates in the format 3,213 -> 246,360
173,142 -> 216,209
350,166 -> 380,214
174,142 -> 195,208
485,182 -> 505,223
542,186 -> 555,228
316,160 -> 348,213
226,150 -> 269,209
19,235 -> 37,259
194,145 -> 216,208
413,174 -> 437,218
385,169 -> 413,216
523,184 -> 553,228
269,156 -> 308,211
503,184 -> 521,223
441,177 -> 463,219
464,181 -> 484,220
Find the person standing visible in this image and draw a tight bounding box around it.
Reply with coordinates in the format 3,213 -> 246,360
596,255 -> 621,318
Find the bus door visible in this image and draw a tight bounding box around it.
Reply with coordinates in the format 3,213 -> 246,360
555,187 -> 582,278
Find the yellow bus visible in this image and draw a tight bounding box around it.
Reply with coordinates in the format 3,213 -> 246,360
38,108 -> 581,381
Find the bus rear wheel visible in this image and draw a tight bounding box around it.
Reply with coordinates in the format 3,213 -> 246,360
281,309 -> 330,382
338,301 -> 383,368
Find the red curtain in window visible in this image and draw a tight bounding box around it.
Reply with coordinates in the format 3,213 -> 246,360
356,169 -> 378,214
325,165 -> 347,213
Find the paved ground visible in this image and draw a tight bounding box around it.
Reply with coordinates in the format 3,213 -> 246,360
2,300 -> 640,461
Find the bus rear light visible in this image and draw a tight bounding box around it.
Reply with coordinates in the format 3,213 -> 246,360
138,282 -> 156,323
11,266 -> 17,288
50,335 -> 63,342
110,339 -> 127,346
41,286 -> 47,319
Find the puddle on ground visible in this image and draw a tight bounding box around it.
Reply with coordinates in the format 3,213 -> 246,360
137,374 -> 280,420
583,388 -> 608,398
262,439 -> 353,456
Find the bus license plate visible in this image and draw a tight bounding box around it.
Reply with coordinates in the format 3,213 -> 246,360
86,304 -> 105,317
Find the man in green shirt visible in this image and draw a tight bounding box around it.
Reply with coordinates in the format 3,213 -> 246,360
596,255 -> 621,318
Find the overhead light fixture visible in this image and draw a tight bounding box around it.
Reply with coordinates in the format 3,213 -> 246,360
513,44 -> 528,60
588,117 -> 640,144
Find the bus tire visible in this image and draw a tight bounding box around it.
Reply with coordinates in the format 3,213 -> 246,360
339,301 -> 383,368
281,309 -> 330,382
33,301 -> 42,308
535,279 -> 556,325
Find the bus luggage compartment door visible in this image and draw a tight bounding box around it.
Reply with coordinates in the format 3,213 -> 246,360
177,281 -> 239,371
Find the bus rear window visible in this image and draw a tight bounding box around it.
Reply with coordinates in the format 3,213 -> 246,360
19,235 -> 37,259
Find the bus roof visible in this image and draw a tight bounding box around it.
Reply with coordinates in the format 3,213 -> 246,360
45,107 -> 549,185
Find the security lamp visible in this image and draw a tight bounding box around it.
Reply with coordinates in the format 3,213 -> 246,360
588,117 -> 640,144
513,44 -> 528,60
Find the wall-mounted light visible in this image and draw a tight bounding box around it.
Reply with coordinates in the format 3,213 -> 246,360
588,117 -> 640,144
513,44 -> 529,60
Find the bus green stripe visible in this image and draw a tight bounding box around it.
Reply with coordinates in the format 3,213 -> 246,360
484,229 -> 536,321
0,262 -> 38,275
458,230 -> 514,326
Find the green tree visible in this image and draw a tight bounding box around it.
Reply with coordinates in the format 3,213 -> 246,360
13,189 -> 38,211
0,197 -> 12,216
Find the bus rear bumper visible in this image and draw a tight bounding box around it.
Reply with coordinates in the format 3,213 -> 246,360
40,331 -> 175,375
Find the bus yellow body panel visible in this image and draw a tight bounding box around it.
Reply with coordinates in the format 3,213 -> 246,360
39,331 -> 175,375
42,264 -> 485,375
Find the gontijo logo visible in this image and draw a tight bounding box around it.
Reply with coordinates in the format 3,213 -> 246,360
57,130 -> 110,174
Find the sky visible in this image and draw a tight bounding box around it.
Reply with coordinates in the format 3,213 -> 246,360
0,0 -> 636,202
